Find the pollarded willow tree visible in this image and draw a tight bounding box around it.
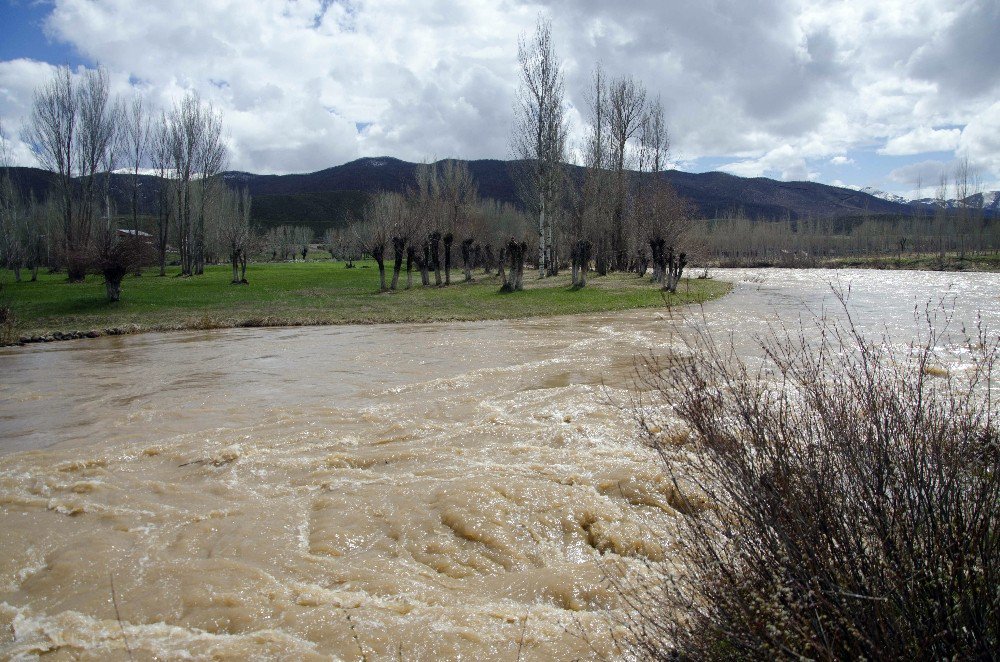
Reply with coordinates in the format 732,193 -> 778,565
511,16 -> 567,279
209,184 -> 254,284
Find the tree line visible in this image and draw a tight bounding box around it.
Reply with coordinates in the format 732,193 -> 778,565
699,162 -> 999,267
508,18 -> 694,291
351,160 -> 532,292
344,18 -> 697,294
0,66 -> 257,301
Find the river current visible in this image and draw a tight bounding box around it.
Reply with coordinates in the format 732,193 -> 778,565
1,268 -> 997,659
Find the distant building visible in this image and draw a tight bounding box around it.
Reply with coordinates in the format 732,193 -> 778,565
116,228 -> 153,244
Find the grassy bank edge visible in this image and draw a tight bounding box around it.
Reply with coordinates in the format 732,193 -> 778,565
1,272 -> 732,347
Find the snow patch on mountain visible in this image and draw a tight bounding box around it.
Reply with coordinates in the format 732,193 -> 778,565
860,186 -> 908,205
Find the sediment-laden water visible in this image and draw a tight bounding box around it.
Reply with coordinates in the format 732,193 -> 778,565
1,269 -> 998,660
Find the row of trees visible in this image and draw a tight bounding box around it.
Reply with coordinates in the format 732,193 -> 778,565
353,160 -> 532,292
510,19 -> 694,291
699,211 -> 999,267
346,19 -> 695,294
0,66 -> 259,300
0,125 -> 49,282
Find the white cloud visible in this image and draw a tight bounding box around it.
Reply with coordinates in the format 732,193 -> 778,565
958,101 -> 1000,175
887,159 -> 950,190
0,0 -> 995,190
878,127 -> 961,155
719,144 -> 818,181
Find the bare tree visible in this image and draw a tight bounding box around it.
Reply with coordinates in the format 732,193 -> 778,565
606,74 -> 647,271
93,229 -> 150,302
358,191 -> 406,291
511,17 -> 567,278
150,114 -> 174,276
412,162 -> 441,287
211,185 -> 253,284
638,96 -> 669,175
572,64 -> 614,281
165,92 -> 227,276
291,226 -> 313,262
122,95 -> 150,274
78,69 -> 122,269
22,67 -> 76,276
0,121 -> 20,278
437,159 -> 477,285
20,67 -> 124,281
324,226 -> 356,266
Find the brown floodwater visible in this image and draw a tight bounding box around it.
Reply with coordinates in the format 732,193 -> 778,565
1,268 -> 998,660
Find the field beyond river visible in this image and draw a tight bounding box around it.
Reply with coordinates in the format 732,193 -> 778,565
1,260 -> 729,343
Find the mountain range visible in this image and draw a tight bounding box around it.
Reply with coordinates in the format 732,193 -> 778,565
861,186 -> 1000,213
3,157 -> 994,237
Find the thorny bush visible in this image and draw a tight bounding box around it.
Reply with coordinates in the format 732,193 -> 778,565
622,301 -> 999,660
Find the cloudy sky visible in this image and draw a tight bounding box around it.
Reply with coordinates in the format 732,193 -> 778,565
1,0 -> 998,198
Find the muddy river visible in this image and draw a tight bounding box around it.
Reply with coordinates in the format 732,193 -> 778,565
1,268 -> 998,660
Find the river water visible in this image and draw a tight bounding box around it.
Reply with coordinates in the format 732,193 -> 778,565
1,268 -> 998,660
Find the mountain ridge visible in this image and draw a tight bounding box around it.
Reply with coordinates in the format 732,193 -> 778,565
4,158 -> 975,236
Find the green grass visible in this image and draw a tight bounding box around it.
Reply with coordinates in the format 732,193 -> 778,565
0,261 -> 730,342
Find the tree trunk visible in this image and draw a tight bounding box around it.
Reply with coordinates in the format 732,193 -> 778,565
483,244 -> 494,275
546,220 -> 557,276
374,245 -> 386,291
158,245 -> 167,276
461,238 -> 474,282
538,198 -> 546,279
231,251 -> 240,284
507,239 -> 527,292
665,248 -> 687,293
595,236 -> 608,276
515,241 -> 527,291
579,240 -> 591,288
391,237 -> 406,290
406,246 -> 414,289
498,245 -> 510,292
104,270 -> 124,302
430,232 -> 442,286
66,249 -> 87,282
443,233 -> 453,285
420,240 -> 431,286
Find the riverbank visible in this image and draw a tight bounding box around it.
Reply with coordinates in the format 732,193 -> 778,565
0,261 -> 730,345
705,252 -> 1000,272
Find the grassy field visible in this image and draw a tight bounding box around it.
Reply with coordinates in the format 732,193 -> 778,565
0,260 -> 731,343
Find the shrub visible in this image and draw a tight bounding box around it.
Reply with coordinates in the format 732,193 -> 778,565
0,283 -> 17,345
624,305 -> 1000,660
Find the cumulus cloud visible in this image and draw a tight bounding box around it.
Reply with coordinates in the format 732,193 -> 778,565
720,145 -> 818,181
908,0 -> 1000,99
878,127 -> 962,156
0,0 -> 996,191
887,159 -> 950,190
959,101 -> 1000,175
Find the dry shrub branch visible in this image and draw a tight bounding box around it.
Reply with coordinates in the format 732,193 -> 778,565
625,300 -> 999,660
